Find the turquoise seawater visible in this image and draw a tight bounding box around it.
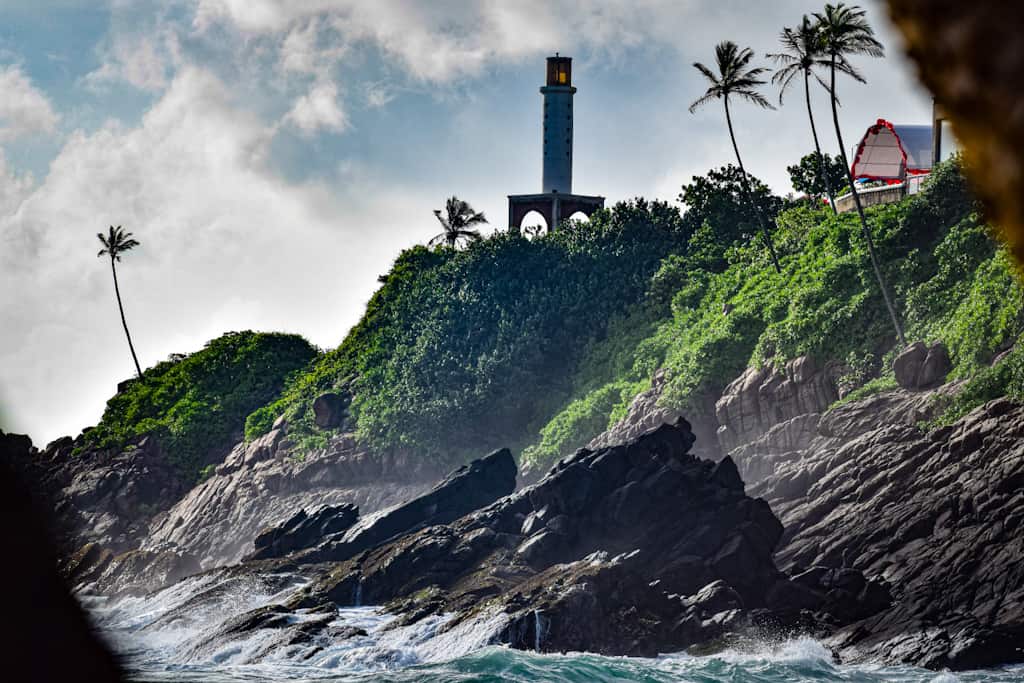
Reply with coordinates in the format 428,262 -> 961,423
90,571 -> 1023,683
124,644 -> 1024,683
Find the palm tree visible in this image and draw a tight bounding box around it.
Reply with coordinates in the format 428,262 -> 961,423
97,225 -> 143,378
815,3 -> 905,345
690,41 -> 781,273
768,16 -> 842,214
430,196 -> 488,249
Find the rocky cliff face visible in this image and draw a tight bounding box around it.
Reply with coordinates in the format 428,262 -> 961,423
6,418 -> 449,597
754,398 -> 1024,670
142,423 -> 446,569
214,420 -> 889,659
2,432 -> 187,557
593,349 -> 962,489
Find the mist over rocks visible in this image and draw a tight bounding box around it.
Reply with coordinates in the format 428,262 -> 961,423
248,419 -> 888,657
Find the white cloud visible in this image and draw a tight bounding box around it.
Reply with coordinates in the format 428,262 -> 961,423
284,80 -> 347,134
0,66 -> 427,442
83,29 -> 180,93
0,64 -> 59,142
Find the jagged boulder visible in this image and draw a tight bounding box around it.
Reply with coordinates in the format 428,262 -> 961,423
281,419 -> 878,658
297,448 -> 517,564
249,503 -> 359,560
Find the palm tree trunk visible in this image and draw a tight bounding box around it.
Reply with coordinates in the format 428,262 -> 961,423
724,97 -> 782,273
829,55 -> 906,346
110,257 -> 143,377
804,70 -> 838,214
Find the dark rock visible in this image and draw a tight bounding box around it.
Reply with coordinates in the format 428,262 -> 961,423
291,419 -> 835,658
312,392 -> 348,429
249,503 -> 359,560
301,448 -> 517,564
894,342 -> 951,390
766,399 -> 1024,669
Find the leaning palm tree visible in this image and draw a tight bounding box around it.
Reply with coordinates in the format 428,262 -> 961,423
430,196 -> 488,249
815,3 -> 905,345
690,41 -> 781,272
768,16 -> 842,214
97,225 -> 143,378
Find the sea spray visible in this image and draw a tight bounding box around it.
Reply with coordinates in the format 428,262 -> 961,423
91,571 -> 1024,682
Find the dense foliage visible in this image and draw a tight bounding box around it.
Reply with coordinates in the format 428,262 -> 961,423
522,158 -> 1024,467
246,199 -> 689,462
787,151 -> 847,200
84,331 -> 318,480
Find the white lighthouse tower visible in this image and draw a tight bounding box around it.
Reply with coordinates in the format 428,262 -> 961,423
541,54 -> 574,193
508,55 -> 604,231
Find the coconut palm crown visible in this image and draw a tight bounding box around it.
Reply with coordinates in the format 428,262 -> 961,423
813,3 -> 905,345
768,15 -> 852,213
690,40 -> 781,272
430,196 -> 488,249
97,225 -> 143,378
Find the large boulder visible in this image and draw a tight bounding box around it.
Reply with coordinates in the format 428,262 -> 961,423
312,392 -> 348,429
298,447 -> 517,564
248,503 -> 359,560
283,419 -> 860,658
894,342 -> 951,390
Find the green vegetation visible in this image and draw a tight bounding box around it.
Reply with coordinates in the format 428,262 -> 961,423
523,158 -> 1023,467
245,200 -> 688,462
83,331 -> 318,481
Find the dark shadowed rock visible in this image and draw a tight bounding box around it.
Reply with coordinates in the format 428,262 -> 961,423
299,448 -> 517,564
763,398 -> 1024,669
249,503 -> 359,560
894,342 -> 951,390
312,392 -> 348,429
277,418 -> 876,658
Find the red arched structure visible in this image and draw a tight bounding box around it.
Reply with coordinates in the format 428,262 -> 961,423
851,119 -> 934,183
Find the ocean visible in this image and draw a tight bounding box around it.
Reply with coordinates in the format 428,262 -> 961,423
88,570 -> 1023,683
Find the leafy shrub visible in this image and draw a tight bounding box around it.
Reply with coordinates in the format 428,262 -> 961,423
245,199 -> 689,463
84,331 -> 318,481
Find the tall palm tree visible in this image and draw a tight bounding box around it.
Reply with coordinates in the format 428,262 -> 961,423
97,225 -> 143,378
768,16 -> 842,214
690,41 -> 781,273
815,3 -> 905,345
430,196 -> 488,249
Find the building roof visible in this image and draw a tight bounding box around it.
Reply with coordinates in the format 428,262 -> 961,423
851,119 -> 933,181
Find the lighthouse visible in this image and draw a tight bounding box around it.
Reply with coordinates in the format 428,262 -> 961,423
508,55 -> 604,231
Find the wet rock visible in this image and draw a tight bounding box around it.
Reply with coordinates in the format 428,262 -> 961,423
79,547 -> 202,597
300,448 -> 517,564
144,431 -> 445,568
292,419 -> 844,658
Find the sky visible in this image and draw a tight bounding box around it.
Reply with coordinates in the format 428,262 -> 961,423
0,0 -> 934,444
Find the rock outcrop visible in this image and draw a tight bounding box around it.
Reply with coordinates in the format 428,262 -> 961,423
757,398 -> 1024,670
249,503 -> 359,561
893,341 -> 952,390
297,447 -> 516,564
143,426 -> 446,567
3,432 -> 186,557
270,420 -> 884,657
